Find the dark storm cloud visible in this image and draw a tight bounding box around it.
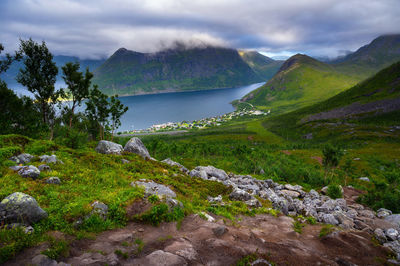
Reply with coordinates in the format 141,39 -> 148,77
0,0 -> 399,59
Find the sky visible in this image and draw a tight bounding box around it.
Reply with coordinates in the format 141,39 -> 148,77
1,0 -> 399,59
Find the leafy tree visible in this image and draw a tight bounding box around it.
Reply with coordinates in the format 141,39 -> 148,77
109,95 -> 128,140
16,38 -> 60,131
85,86 -> 109,140
322,144 -> 343,180
61,62 -> 93,128
0,44 -> 16,74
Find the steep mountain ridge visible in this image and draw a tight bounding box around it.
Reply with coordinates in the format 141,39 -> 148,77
93,46 -> 263,96
238,50 -> 283,80
239,54 -> 358,114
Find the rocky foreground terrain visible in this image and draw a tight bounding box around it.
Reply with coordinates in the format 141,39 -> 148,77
2,138 -> 400,265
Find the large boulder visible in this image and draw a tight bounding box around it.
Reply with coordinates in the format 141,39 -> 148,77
132,180 -> 176,199
95,140 -> 123,155
0,192 -> 48,225
18,165 -> 40,179
143,250 -> 188,266
124,137 -> 150,158
229,188 -> 252,201
191,166 -> 228,181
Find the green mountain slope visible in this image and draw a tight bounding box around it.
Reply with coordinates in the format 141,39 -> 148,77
93,46 -> 262,96
332,34 -> 400,79
238,51 -> 283,80
262,61 -> 400,141
239,54 -> 358,114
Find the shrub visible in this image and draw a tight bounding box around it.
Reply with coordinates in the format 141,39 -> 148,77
319,224 -> 336,238
327,184 -> 342,199
140,203 -> 185,226
41,238 -> 69,260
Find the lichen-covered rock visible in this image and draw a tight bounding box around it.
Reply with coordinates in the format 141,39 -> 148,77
385,214 -> 400,228
124,137 -> 150,158
95,140 -> 123,155
18,165 -> 40,179
0,192 -> 47,225
45,177 -> 61,185
320,213 -> 339,225
377,208 -> 392,219
39,154 -> 63,164
162,158 -> 188,173
386,228 -> 399,241
193,166 -> 228,181
90,201 -> 108,220
374,228 -> 387,244
132,180 -> 176,198
121,159 -> 130,164
10,153 -> 34,164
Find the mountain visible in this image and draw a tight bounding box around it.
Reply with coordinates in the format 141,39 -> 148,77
263,61 -> 400,141
239,34 -> 400,114
238,54 -> 358,114
332,34 -> 400,78
92,46 -> 262,96
0,55 -> 105,87
238,51 -> 283,80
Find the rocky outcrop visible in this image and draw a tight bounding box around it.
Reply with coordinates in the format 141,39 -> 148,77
95,140 -> 123,155
39,154 -> 64,164
0,192 -> 47,225
10,153 -> 34,164
132,180 -> 177,199
162,158 -> 189,173
124,137 -> 151,158
189,166 -> 229,181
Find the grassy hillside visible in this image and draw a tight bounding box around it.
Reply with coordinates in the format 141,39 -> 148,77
261,61 -> 400,142
93,46 -> 262,96
239,54 -> 358,114
239,51 -> 283,80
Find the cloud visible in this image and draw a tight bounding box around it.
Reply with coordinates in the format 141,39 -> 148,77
0,0 -> 399,59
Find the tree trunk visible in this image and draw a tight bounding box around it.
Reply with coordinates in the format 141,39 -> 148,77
69,103 -> 76,129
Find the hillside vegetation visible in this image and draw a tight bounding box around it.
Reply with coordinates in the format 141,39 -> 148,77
239,50 -> 283,80
93,46 -> 262,96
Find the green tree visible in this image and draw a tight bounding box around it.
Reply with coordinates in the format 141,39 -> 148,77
85,86 -> 109,140
16,38 -> 60,130
109,95 -> 128,140
61,62 -> 94,128
322,144 -> 343,180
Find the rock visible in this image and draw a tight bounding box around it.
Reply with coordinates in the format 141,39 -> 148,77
358,177 -> 370,182
374,228 -> 387,243
165,198 -> 183,209
386,228 -> 399,241
31,254 -> 58,266
45,177 -> 61,185
385,214 -> 400,228
4,223 -> 34,234
245,198 -> 262,208
212,225 -> 228,237
207,195 -> 223,204
68,252 -> 118,266
280,189 -> 300,198
95,140 -> 123,155
121,159 -> 130,164
162,158 -> 189,173
18,165 -> 40,179
164,239 -> 198,261
189,169 -> 208,180
90,201 -> 108,220
320,213 -> 339,225
9,165 -> 23,171
143,250 -> 188,266
133,180 -> 176,198
302,133 -> 313,139
383,241 -> 400,261
11,153 -> 34,164
251,259 -> 272,266
124,137 -> 150,158
259,168 -> 265,175
38,164 -> 51,171
377,208 -> 392,219
39,155 -> 63,164
0,192 -> 48,225
199,212 -> 215,222
358,209 -> 375,219
229,188 -> 252,201
193,166 -> 229,181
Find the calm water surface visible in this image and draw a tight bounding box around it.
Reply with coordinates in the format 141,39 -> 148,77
10,82 -> 264,131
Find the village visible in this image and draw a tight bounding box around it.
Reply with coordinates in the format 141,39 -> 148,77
123,108 -> 270,134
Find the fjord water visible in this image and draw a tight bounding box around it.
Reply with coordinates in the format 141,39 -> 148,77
117,82 -> 264,131
10,82 -> 264,131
